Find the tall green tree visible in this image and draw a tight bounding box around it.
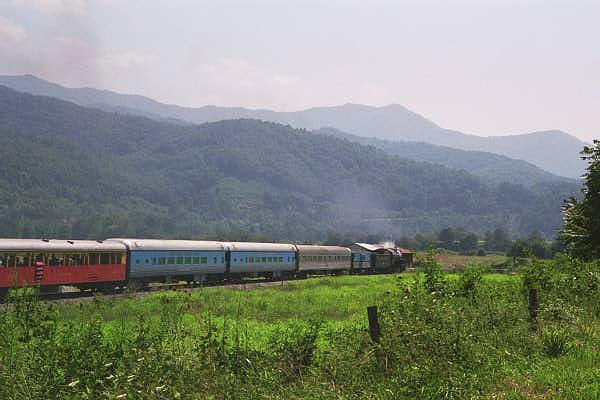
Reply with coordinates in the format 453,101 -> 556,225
560,140 -> 600,260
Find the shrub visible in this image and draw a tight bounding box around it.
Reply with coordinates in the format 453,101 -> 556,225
541,328 -> 572,357
419,249 -> 446,294
456,264 -> 485,300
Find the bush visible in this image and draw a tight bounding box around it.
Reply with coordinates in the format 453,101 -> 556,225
456,264 -> 485,300
541,328 -> 572,357
419,249 -> 446,294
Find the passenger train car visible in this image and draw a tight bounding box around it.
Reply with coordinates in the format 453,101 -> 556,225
109,239 -> 227,285
0,239 -> 127,295
225,242 -> 297,279
0,237 -> 406,294
296,245 -> 352,276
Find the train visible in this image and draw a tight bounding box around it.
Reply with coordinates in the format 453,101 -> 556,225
0,238 -> 409,295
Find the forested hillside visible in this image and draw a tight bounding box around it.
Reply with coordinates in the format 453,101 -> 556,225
0,85 -> 580,240
0,74 -> 586,178
316,128 -> 573,186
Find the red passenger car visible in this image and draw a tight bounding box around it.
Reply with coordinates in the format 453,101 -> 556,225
0,239 -> 127,293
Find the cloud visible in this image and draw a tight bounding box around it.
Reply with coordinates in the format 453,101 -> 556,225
200,58 -> 300,90
94,52 -> 149,71
0,15 -> 26,42
12,0 -> 86,14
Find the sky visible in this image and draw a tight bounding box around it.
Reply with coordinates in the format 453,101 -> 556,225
0,0 -> 598,142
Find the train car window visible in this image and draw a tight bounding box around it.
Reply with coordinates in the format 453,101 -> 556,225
0,254 -> 5,267
260,257 -> 265,263
267,257 -> 272,263
233,257 -> 237,263
5,254 -> 15,267
249,257 -> 254,263
5,254 -> 15,268
152,258 -> 157,265
176,257 -> 183,265
221,256 -> 224,263
136,259 -> 140,265
279,257 -> 283,263
47,254 -> 58,266
89,253 -> 98,265
145,259 -> 150,265
185,257 -> 192,264
100,254 -> 110,264
168,257 -> 175,265
193,256 -> 200,264
201,257 -> 207,264
213,257 -> 217,263
158,257 -> 166,265
15,254 -> 30,267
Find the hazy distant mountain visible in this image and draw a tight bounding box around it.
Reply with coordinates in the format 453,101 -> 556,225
0,74 -> 587,178
315,128 -> 573,186
0,85 -> 580,239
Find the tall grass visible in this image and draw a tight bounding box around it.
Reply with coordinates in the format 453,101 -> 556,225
0,260 -> 599,399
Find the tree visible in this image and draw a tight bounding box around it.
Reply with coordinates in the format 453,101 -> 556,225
458,232 -> 479,255
560,140 -> 600,260
438,227 -> 456,249
488,228 -> 511,252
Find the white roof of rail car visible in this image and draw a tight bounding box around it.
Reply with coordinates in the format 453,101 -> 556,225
353,243 -> 385,252
107,238 -> 225,251
295,245 -> 351,255
0,238 -> 126,252
224,242 -> 297,252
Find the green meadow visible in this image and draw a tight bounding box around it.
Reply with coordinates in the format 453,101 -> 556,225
1,259 -> 600,399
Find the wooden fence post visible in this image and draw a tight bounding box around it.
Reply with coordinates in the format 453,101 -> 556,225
528,288 -> 538,329
367,306 -> 381,343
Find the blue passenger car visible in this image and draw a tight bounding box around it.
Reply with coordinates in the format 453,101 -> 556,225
108,239 -> 226,282
225,242 -> 296,277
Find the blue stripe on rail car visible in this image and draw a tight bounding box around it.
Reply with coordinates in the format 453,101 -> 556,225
129,250 -> 226,278
229,251 -> 296,273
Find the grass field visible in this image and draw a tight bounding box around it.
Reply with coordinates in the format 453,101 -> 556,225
414,251 -> 511,270
1,261 -> 599,399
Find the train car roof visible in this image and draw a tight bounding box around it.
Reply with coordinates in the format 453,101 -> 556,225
295,245 -> 351,255
0,238 -> 126,252
224,242 -> 297,252
107,238 -> 225,251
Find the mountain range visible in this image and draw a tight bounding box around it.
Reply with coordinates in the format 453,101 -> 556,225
0,74 -> 587,179
0,84 -> 581,240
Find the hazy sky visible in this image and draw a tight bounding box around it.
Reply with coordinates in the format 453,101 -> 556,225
0,0 -> 598,141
